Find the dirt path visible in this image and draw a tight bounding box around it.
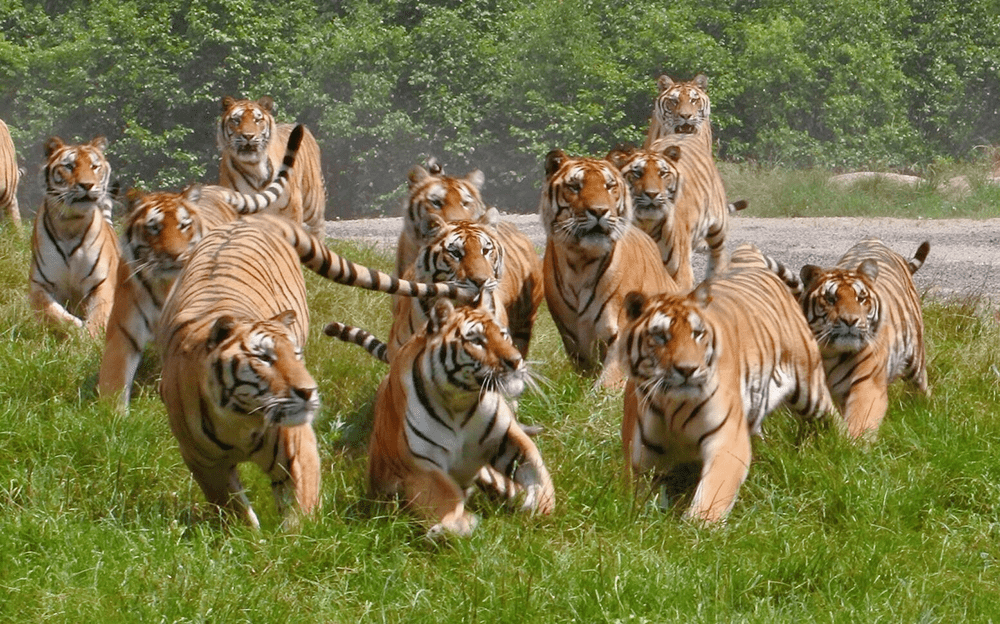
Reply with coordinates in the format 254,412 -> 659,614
326,215 -> 1000,301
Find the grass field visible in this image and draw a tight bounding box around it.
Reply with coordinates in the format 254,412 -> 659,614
3,172 -> 1000,622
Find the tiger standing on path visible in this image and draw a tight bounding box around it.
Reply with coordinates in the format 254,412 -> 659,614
28,136 -> 119,338
217,95 -> 327,236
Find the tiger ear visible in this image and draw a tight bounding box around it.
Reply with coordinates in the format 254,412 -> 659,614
257,96 -> 275,112
477,207 -> 500,228
800,265 -> 824,291
662,145 -> 682,163
181,184 -> 202,203
693,281 -> 713,306
605,148 -> 630,171
657,75 -> 675,92
421,213 -> 446,238
466,169 -> 485,191
857,259 -> 879,283
89,136 -> 108,152
220,95 -> 236,113
693,73 -> 709,91
207,315 -> 238,351
425,156 -> 442,175
125,187 -> 145,209
44,136 -> 65,158
624,291 -> 647,322
544,149 -> 567,179
427,299 -> 454,335
271,310 -> 297,327
408,165 -> 430,188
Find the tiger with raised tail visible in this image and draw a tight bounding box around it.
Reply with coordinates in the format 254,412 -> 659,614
394,159 -> 489,276
798,239 -> 930,439
217,95 -> 326,235
0,118 -> 20,227
157,213 -> 479,528
28,136 -> 120,338
540,148 -> 678,388
97,126 -> 306,405
366,298 -> 555,539
620,244 -> 836,523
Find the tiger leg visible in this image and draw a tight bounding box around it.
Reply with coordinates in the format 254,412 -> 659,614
28,284 -> 85,334
264,424 -> 321,529
687,405 -> 751,524
81,276 -> 118,339
596,333 -> 627,390
669,235 -> 696,291
97,294 -> 151,405
703,220 -> 729,280
401,467 -> 478,539
498,423 -> 555,515
842,378 -> 890,440
189,462 -> 260,529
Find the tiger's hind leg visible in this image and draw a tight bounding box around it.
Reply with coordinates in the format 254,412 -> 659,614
702,220 -> 730,280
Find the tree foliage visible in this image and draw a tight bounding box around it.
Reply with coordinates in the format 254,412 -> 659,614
1,0 -> 997,217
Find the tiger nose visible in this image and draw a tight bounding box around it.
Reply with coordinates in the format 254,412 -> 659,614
674,363 -> 697,377
78,181 -> 94,191
293,386 -> 317,402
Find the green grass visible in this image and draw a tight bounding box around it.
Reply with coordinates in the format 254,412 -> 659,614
3,207 -> 1000,622
721,160 -> 1000,219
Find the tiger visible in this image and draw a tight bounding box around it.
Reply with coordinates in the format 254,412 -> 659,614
643,73 -> 713,151
389,209 -> 543,360
156,213 -> 480,528
97,126 -> 306,405
217,95 -> 327,236
366,298 -> 555,539
28,136 -> 120,338
607,143 -> 747,290
540,148 -> 678,389
0,118 -> 20,227
394,159 -> 489,277
620,243 -> 836,523
798,238 -> 930,439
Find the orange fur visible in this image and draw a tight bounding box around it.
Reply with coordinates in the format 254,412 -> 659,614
0,118 -> 20,227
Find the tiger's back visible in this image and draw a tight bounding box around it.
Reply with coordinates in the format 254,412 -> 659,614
621,248 -> 834,522
28,136 -> 120,338
0,118 -> 20,226
799,238 -> 930,438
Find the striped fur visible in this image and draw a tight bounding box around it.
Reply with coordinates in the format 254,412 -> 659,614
643,73 -> 713,152
156,213 -> 479,529
799,239 -> 930,439
367,299 -> 555,539
540,149 -> 678,388
394,159 -> 489,276
621,244 -> 835,523
28,136 -> 120,338
391,210 -> 543,360
97,126 -> 305,405
0,118 -> 20,226
217,96 -> 326,236
324,321 -> 388,362
728,242 -> 803,297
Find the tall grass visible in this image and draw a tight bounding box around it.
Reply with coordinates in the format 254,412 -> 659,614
2,210 -> 1000,622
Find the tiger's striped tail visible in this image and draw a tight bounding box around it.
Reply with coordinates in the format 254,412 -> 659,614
279,219 -> 480,303
227,124 -> 304,214
323,321 -> 389,363
760,251 -> 802,296
908,241 -> 930,274
728,198 -> 749,214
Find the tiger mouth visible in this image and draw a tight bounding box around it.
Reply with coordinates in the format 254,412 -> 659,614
676,123 -> 697,134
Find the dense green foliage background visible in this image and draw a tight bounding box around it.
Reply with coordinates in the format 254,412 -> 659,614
2,0 -> 999,217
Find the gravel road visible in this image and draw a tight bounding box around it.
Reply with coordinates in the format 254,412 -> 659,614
326,215 -> 1000,302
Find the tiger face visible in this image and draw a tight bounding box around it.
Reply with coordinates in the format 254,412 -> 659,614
426,299 -> 524,396
654,74 -> 711,135
414,214 -> 504,294
799,261 -> 881,354
123,187 -> 204,282
607,145 -> 682,228
44,136 -> 111,215
217,96 -> 276,164
624,291 -> 716,401
540,149 -> 632,254
204,310 -> 319,429
406,162 -> 487,236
